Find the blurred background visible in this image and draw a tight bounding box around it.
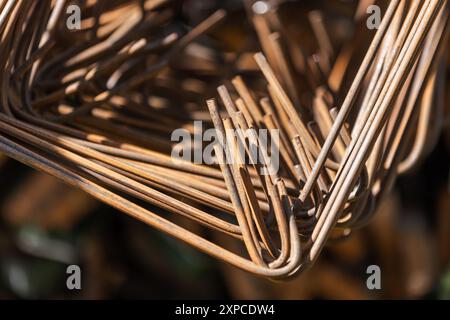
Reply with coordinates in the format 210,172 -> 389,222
0,0 -> 449,299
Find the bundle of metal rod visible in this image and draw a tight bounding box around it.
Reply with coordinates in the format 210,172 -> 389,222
0,0 -> 447,278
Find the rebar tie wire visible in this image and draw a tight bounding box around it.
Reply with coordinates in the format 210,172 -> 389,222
0,0 -> 447,278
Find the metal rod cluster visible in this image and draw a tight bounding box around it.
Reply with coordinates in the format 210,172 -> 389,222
0,0 -> 447,278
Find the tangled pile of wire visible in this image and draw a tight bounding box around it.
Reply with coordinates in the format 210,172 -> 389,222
0,0 -> 447,278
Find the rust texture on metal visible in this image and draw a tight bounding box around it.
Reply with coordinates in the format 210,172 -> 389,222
0,0 -> 447,278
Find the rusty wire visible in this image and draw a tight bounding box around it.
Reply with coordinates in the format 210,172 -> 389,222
0,0 -> 448,279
